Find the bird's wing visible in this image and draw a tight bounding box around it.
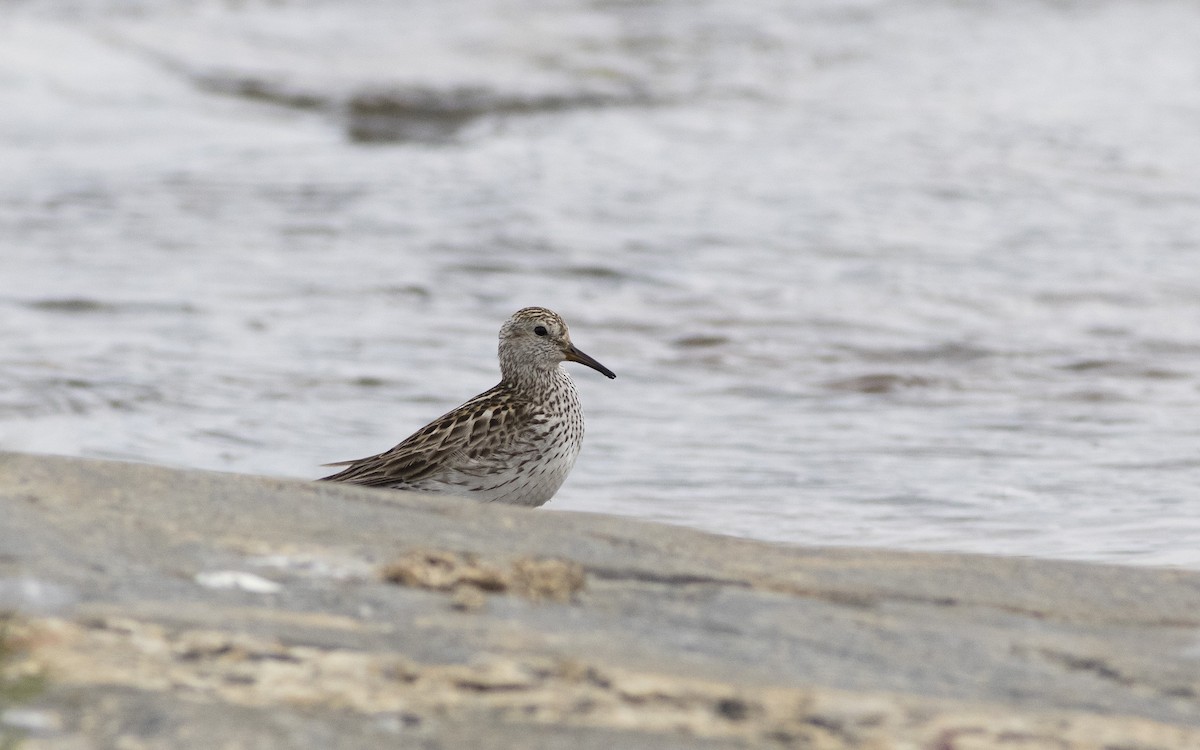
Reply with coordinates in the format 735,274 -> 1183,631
319,385 -> 524,488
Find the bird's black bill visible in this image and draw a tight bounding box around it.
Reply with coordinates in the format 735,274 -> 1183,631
566,345 -> 616,379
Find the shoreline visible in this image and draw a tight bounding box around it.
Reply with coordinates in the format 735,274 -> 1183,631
3,451 -> 1199,748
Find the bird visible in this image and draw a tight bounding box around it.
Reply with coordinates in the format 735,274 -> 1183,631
319,307 -> 615,506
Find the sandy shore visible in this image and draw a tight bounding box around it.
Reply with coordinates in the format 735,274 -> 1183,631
2,452 -> 1199,748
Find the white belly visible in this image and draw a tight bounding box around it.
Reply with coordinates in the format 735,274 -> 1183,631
423,396 -> 585,507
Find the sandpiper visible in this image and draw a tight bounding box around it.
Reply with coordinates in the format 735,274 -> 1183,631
319,307 -> 615,506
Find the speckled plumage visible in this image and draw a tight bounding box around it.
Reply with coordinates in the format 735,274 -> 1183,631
319,307 -> 615,507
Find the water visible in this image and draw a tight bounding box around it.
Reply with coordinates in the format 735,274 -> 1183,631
3,0 -> 1200,568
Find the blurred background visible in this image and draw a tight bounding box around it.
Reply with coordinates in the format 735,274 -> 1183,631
3,0 -> 1199,567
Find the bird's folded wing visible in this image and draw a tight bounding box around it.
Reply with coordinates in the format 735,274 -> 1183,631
319,388 -> 521,487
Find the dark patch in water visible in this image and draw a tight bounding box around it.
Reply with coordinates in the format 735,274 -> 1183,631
351,376 -> 388,388
25,298 -> 113,313
188,68 -> 656,144
193,74 -> 328,110
1061,389 -> 1128,403
841,342 -> 993,364
824,373 -> 939,394
1086,326 -> 1130,339
1139,369 -> 1188,380
347,85 -> 649,144
674,335 -> 729,349
1059,359 -> 1186,380
25,298 -> 199,315
443,262 -> 631,282
1061,359 -> 1118,372
443,261 -> 518,276
555,265 -> 627,280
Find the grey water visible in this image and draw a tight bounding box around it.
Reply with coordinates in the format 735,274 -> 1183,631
3,0 -> 1200,568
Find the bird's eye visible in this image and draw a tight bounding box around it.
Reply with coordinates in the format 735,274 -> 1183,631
534,325 -> 548,337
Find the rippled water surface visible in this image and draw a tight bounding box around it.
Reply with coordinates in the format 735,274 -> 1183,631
4,0 -> 1200,567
